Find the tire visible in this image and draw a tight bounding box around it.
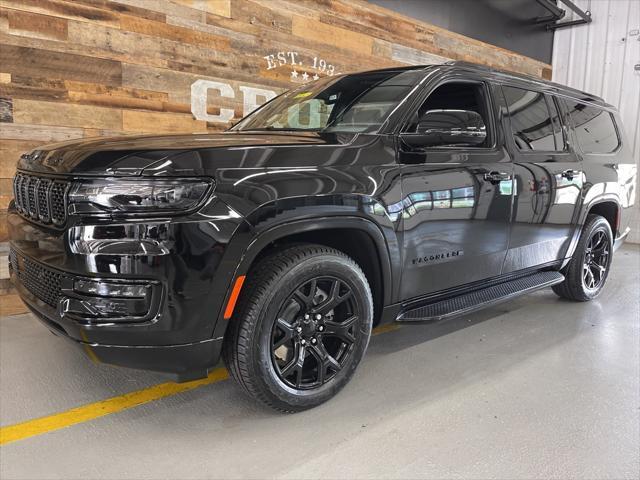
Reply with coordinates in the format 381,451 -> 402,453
222,244 -> 373,412
552,214 -> 613,302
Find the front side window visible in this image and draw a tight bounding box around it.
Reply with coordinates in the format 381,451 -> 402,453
565,101 -> 620,154
403,82 -> 491,148
501,85 -> 560,152
232,70 -> 423,134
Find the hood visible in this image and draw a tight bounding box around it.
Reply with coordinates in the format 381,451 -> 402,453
17,131 -> 362,176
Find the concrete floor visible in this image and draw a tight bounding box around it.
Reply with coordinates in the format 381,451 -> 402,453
1,244 -> 639,480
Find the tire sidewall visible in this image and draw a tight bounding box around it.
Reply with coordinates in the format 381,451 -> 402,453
250,254 -> 373,410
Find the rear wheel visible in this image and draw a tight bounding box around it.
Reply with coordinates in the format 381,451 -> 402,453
552,214 -> 613,302
222,244 -> 373,412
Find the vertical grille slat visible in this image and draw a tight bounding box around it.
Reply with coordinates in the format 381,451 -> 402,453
37,179 -> 51,222
27,177 -> 38,218
12,173 -> 69,226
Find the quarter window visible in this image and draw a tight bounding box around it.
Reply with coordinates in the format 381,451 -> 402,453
566,101 -> 619,154
501,85 -> 559,152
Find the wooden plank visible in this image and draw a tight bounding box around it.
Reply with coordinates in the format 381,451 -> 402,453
0,0 -> 119,27
64,81 -> 169,101
391,44 -> 450,65
0,81 -> 69,102
7,9 -> 68,41
0,139 -> 44,177
230,0 -> 291,33
67,19 -> 233,77
72,0 -> 167,23
0,44 -> 122,86
174,0 -> 231,18
122,110 -> 207,133
0,122 -> 84,142
12,99 -> 122,130
291,15 -> 374,56
119,14 -> 231,50
0,177 -> 12,210
111,0 -> 205,23
0,97 -> 12,122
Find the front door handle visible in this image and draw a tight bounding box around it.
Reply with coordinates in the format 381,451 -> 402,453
484,171 -> 511,183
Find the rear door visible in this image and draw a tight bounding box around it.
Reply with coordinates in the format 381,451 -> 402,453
397,77 -> 513,301
497,85 -> 584,273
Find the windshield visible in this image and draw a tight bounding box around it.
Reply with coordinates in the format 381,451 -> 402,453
232,69 -> 424,134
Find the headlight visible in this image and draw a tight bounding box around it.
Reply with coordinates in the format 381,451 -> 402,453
69,178 -> 212,215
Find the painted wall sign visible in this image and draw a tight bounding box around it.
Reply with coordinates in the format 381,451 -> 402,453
190,80 -> 278,123
190,51 -> 341,124
263,51 -> 338,80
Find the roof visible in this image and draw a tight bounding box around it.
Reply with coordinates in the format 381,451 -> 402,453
440,61 -> 610,108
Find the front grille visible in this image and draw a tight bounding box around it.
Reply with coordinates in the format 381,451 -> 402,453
9,249 -> 64,308
13,173 -> 70,226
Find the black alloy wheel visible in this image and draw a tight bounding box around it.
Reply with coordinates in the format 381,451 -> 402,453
223,244 -> 373,412
553,214 -> 614,302
271,277 -> 359,390
582,229 -> 611,291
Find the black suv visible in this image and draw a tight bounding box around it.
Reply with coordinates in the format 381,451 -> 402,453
8,63 -> 637,412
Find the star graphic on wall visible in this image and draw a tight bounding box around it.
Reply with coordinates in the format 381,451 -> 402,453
301,72 -> 309,81
312,73 -> 319,80
290,70 -> 299,79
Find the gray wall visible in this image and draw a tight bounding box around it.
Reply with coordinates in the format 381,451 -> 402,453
369,0 -> 554,64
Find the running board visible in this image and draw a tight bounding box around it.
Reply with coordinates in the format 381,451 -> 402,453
397,271 -> 564,322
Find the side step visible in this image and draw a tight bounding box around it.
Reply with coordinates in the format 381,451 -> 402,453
397,271 -> 564,322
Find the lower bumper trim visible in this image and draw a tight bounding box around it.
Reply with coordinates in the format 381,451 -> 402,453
27,305 -> 223,380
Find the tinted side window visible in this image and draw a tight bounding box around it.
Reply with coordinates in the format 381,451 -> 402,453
405,82 -> 491,147
501,85 -> 558,151
566,101 -> 619,154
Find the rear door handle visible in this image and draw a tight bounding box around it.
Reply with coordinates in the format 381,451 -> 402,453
484,171 -> 511,183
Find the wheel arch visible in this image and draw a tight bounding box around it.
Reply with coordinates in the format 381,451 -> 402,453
216,217 -> 394,335
586,200 -> 619,237
563,195 -> 621,268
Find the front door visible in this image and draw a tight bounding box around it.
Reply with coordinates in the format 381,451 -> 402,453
397,79 -> 513,302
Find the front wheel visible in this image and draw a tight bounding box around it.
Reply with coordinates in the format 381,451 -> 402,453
222,244 -> 373,412
553,214 -> 613,302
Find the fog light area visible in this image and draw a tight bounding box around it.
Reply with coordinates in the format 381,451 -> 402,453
74,279 -> 148,298
70,224 -> 172,256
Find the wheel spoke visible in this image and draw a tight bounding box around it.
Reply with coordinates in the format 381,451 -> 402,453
273,318 -> 295,349
280,342 -> 307,387
583,266 -> 595,288
310,340 -> 342,378
311,280 -> 352,314
293,279 -> 317,309
323,315 -> 357,344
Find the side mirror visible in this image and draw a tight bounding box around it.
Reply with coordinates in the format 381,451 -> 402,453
400,109 -> 487,148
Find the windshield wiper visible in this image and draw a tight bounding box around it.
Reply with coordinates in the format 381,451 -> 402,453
240,126 -> 322,132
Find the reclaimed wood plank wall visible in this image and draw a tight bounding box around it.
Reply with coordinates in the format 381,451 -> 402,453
0,0 -> 552,306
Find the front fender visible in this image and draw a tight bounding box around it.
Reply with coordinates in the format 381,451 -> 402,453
209,214 -> 400,342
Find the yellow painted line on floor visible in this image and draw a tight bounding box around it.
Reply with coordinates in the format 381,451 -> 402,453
372,323 -> 402,335
0,367 -> 229,446
0,322 -> 403,446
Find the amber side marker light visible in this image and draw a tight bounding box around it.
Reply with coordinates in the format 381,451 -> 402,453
224,275 -> 246,319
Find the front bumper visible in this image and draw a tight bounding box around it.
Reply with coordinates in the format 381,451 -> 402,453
7,195 -> 248,377
26,298 -> 223,381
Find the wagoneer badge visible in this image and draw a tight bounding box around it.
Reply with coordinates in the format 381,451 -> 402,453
412,250 -> 463,265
